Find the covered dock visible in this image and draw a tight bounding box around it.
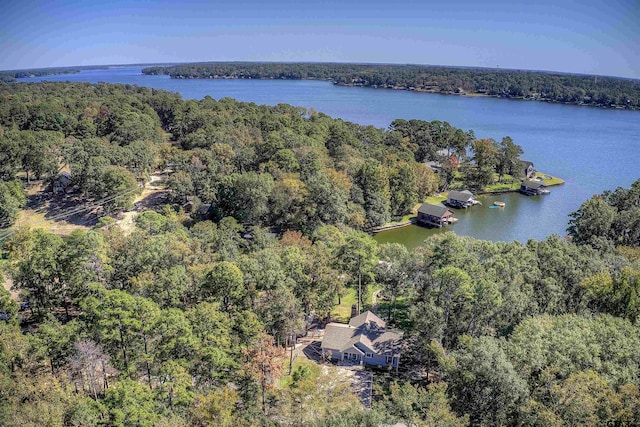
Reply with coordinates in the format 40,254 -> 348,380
519,180 -> 549,196
417,203 -> 455,228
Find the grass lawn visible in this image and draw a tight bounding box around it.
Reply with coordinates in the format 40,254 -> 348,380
482,173 -> 521,192
8,181 -> 90,236
424,194 -> 447,205
537,172 -> 565,186
331,287 -> 357,322
14,208 -> 88,235
431,166 -> 565,195
332,284 -> 380,322
482,171 -> 564,192
483,181 -> 521,192
279,357 -> 321,387
398,211 -> 416,222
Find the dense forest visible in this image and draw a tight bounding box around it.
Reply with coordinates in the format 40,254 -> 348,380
1,82 -> 639,426
142,62 -> 640,110
0,81 -> 532,232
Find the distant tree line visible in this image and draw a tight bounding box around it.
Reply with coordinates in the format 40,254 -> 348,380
0,65 -> 111,83
142,62 -> 640,110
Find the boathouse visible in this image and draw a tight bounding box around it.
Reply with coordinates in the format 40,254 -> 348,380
417,203 -> 454,227
519,180 -> 548,196
447,190 -> 475,208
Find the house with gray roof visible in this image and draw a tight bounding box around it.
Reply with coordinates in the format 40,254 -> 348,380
425,149 -> 461,174
520,160 -> 536,179
321,311 -> 403,370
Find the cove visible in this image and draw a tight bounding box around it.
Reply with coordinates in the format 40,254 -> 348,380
374,192 -> 560,250
19,66 -> 640,244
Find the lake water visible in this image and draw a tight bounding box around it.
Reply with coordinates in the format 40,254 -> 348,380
20,67 -> 640,246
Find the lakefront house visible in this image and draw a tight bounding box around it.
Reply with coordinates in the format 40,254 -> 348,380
521,160 -> 536,179
321,311 -> 403,371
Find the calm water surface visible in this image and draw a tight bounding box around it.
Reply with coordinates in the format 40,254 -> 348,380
21,67 -> 640,246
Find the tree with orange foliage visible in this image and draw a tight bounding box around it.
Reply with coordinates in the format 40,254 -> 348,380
243,332 -> 284,414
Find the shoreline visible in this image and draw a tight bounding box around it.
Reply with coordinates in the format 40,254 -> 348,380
370,220 -> 415,233
15,70 -> 637,111
476,180 -> 565,195
372,174 -> 565,234
154,74 -> 639,112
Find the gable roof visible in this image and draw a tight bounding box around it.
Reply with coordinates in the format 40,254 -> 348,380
321,311 -> 403,356
322,323 -> 360,352
520,160 -> 534,169
361,329 -> 404,356
418,203 -> 453,218
521,180 -> 545,189
448,190 -> 474,202
349,310 -> 386,328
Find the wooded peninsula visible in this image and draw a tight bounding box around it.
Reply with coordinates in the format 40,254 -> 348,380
1,81 -> 639,426
142,62 -> 640,110
0,65 -> 113,84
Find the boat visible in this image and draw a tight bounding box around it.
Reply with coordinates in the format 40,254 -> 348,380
493,201 -> 506,207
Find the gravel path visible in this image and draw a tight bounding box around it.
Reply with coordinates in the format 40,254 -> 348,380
371,289 -> 381,314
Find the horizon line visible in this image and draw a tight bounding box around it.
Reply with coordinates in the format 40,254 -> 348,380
3,60 -> 639,82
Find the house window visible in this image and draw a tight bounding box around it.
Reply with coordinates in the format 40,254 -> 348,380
365,353 -> 373,358
350,353 -> 358,360
386,356 -> 393,364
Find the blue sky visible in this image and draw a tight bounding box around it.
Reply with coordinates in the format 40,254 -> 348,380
1,0 -> 638,78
